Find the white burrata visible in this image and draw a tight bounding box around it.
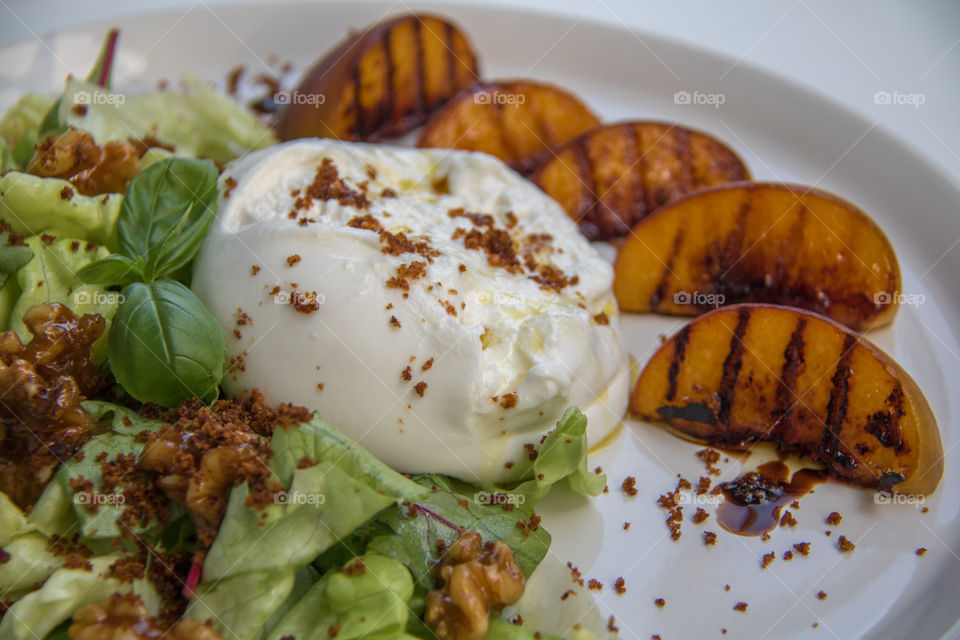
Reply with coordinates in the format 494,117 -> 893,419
193,139 -> 628,484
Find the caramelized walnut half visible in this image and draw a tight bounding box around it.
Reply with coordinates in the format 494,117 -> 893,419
425,531 -> 525,640
0,304 -> 106,507
70,593 -> 224,640
27,128 -> 141,196
139,393 -> 310,549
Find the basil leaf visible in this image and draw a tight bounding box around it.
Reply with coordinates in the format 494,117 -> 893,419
145,198 -> 216,280
108,279 -> 225,406
75,254 -> 144,286
116,157 -> 218,281
0,245 -> 33,288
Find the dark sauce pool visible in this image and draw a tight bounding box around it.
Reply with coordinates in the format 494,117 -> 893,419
716,460 -> 826,536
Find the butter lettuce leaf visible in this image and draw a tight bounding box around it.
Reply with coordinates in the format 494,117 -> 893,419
2,234 -> 119,357
0,172 -> 122,248
60,77 -> 276,163
0,93 -> 53,148
262,554 -> 415,640
364,474 -> 551,594
0,554 -> 161,640
50,401 -> 166,540
202,416 -> 427,581
512,407 -> 606,505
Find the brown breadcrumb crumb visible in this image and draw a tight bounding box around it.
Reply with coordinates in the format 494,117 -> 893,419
696,448 -> 722,475
780,510 -> 798,527
793,542 -> 811,556
783,550 -> 794,561
816,591 -> 827,600
761,552 -> 775,569
414,382 -> 428,397
621,476 -> 638,497
614,577 -> 626,595
421,358 -> 434,371
692,508 -> 709,524
837,536 -> 856,552
654,598 -> 665,608
733,602 -> 748,612
401,366 -> 413,382
587,579 -> 603,591
826,511 -> 842,525
916,548 -> 927,556
138,391 -> 311,552
390,315 -> 401,328
285,254 -> 301,267
704,531 -> 718,546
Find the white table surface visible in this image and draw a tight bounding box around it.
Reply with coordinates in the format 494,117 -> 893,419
2,0 -> 958,189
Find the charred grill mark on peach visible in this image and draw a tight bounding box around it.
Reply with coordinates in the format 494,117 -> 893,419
351,57 -> 365,138
665,325 -> 691,402
413,18 -> 427,118
650,230 -> 683,310
716,306 -> 751,428
625,123 -> 647,230
771,317 -> 807,436
675,127 -> 696,191
865,383 -> 906,452
444,21 -> 457,101
821,334 -> 857,469
573,136 -> 598,226
382,26 -> 396,128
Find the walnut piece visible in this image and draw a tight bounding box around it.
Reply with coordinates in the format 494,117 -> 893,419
0,303 -> 105,507
425,531 -> 525,640
70,593 -> 224,640
27,128 -> 141,196
138,393 -> 307,550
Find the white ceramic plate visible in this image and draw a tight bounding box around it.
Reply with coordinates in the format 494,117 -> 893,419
2,3 -> 958,639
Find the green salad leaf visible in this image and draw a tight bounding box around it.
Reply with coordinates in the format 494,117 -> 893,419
0,172 -> 122,249
49,401 -> 166,540
107,279 -> 225,406
2,234 -> 120,356
60,75 -> 276,163
365,474 -> 551,593
512,407 -> 606,505
262,554 -> 415,640
202,416 -> 428,581
0,93 -> 53,149
0,554 -> 161,640
0,244 -> 32,288
0,493 -> 63,600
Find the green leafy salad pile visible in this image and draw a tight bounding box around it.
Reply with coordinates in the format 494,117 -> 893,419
0,32 -> 614,640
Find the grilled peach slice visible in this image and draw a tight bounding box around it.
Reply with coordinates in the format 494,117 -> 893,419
275,14 -> 479,141
614,182 -> 900,331
633,304 -> 942,495
416,81 -> 600,174
531,121 -> 749,240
